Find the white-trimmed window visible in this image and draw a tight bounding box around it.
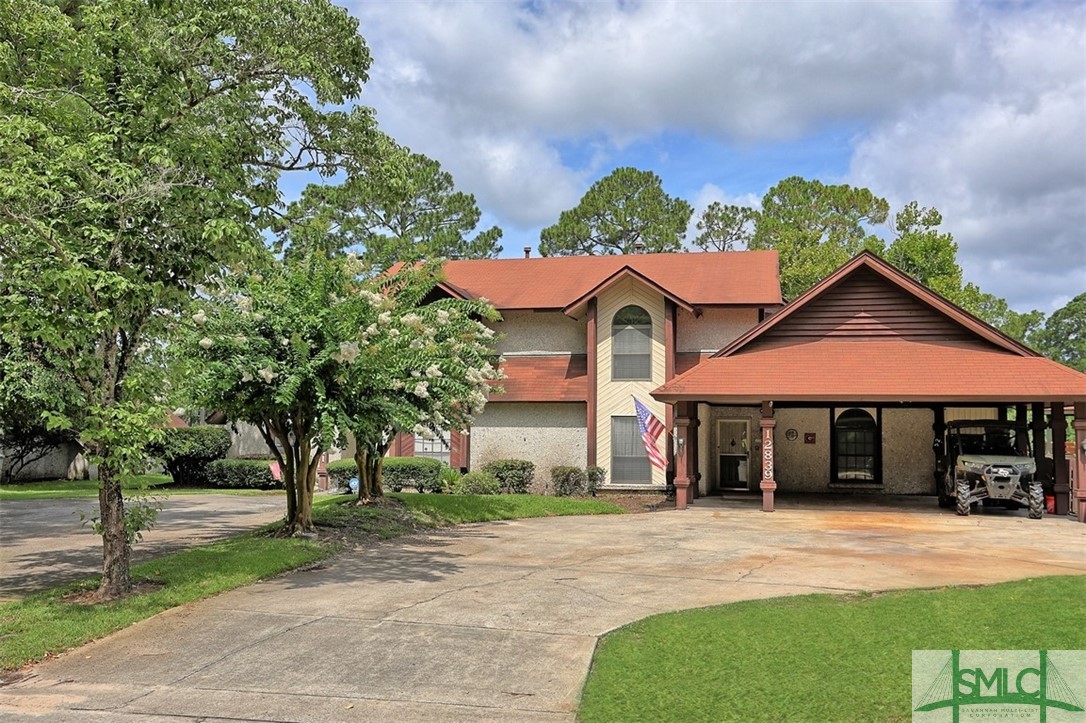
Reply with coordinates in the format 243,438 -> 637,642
611,416 -> 651,484
414,430 -> 450,465
612,305 -> 652,380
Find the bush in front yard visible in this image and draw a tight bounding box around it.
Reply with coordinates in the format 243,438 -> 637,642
551,466 -> 587,497
451,471 -> 501,495
586,466 -> 606,496
148,426 -> 232,486
206,459 -> 281,490
328,459 -> 356,491
382,457 -> 444,493
481,459 -> 535,494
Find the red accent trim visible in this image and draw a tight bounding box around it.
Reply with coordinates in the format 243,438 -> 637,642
587,299 -> 598,466
665,300 -> 675,470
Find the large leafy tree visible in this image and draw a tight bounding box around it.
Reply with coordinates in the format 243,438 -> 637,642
692,202 -> 759,252
0,0 -> 373,598
749,176 -> 889,299
1029,293 -> 1084,371
539,167 -> 693,256
282,140 -> 502,271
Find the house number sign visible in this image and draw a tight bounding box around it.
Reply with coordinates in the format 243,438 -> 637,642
762,431 -> 774,480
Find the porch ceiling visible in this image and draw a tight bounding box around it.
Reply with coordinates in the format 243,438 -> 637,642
651,338 -> 1086,405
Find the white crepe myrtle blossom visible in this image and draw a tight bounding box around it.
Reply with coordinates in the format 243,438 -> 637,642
258,367 -> 278,384
237,296 -> 252,313
425,364 -> 443,378
378,311 -> 392,325
436,309 -> 450,325
193,310 -> 208,325
241,371 -> 253,382
198,337 -> 213,349
413,381 -> 430,398
335,341 -> 360,364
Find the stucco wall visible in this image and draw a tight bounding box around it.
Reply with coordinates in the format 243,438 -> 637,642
677,307 -> 760,353
596,276 -> 667,487
3,441 -> 81,482
492,311 -> 587,356
882,408 -> 936,494
774,408 -> 831,492
469,402 -> 587,490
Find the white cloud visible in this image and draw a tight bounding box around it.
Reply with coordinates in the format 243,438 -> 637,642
349,0 -> 1085,312
850,7 -> 1086,313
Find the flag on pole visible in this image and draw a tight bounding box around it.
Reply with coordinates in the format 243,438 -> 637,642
633,397 -> 668,471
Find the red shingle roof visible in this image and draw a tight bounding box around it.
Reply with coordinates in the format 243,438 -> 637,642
491,355 -> 588,402
439,251 -> 781,311
655,339 -> 1086,403
654,252 -> 1086,404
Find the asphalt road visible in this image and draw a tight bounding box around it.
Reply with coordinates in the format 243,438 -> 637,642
0,494 -> 285,600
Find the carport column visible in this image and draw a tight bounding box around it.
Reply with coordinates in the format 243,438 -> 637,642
1073,403 -> 1086,523
1051,401 -> 1069,516
1031,403 -> 1046,474
759,401 -> 777,512
673,413 -> 692,510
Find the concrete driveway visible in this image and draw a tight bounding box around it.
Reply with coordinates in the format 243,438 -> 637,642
2,498 -> 1084,722
0,494 -> 285,600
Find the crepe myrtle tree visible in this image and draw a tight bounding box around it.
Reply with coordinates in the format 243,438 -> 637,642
187,253 -> 502,528
339,265 -> 503,502
0,0 -> 373,598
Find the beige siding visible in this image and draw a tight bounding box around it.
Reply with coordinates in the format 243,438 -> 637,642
469,402 -> 587,490
492,311 -> 587,356
677,307 -> 760,353
882,408 -> 936,494
596,277 -> 667,487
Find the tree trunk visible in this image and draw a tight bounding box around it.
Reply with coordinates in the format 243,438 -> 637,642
97,462 -> 131,599
369,455 -> 383,498
294,436 -> 315,532
354,448 -> 373,503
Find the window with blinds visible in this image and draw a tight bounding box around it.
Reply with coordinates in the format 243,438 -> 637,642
611,416 -> 651,484
612,305 -> 652,380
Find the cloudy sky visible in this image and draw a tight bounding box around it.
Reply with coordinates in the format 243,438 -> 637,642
344,0 -> 1085,314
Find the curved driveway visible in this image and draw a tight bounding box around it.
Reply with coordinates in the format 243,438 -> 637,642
2,498 -> 1085,721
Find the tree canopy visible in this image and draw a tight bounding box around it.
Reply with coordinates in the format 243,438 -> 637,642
692,202 -> 759,252
539,167 -> 693,256
748,176 -> 889,299
1032,293 -> 1086,372
281,137 -> 502,271
0,0 -> 375,598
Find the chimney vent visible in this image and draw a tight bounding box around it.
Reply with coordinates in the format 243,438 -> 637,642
523,246 -> 531,259
634,241 -> 645,254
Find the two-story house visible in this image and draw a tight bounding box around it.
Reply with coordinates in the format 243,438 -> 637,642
391,250 -> 1086,515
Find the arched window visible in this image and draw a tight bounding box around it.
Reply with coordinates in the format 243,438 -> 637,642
612,305 -> 652,380
834,408 -> 878,483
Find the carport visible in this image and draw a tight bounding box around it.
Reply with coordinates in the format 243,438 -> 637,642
652,252 -> 1086,518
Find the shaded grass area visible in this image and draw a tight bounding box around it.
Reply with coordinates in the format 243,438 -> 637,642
0,492 -> 620,672
0,533 -> 328,671
391,492 -> 625,523
0,475 -> 282,501
577,575 -> 1086,723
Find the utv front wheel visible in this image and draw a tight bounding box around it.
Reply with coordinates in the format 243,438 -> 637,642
955,479 -> 971,516
1027,482 -> 1044,519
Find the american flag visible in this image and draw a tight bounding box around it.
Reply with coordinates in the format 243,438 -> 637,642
633,397 -> 668,471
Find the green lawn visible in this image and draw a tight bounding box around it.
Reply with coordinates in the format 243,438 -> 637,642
0,475 -> 282,501
577,575 -> 1086,723
392,492 -> 624,523
0,492 -> 620,671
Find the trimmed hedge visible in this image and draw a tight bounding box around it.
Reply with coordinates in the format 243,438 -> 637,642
206,459 -> 281,490
451,470 -> 501,495
148,426 -> 232,486
481,459 -> 535,494
383,457 -> 444,493
551,466 -> 588,497
328,459 -> 356,490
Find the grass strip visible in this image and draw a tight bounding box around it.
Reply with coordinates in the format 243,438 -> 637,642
391,492 -> 625,523
0,475 -> 283,501
577,574 -> 1086,723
